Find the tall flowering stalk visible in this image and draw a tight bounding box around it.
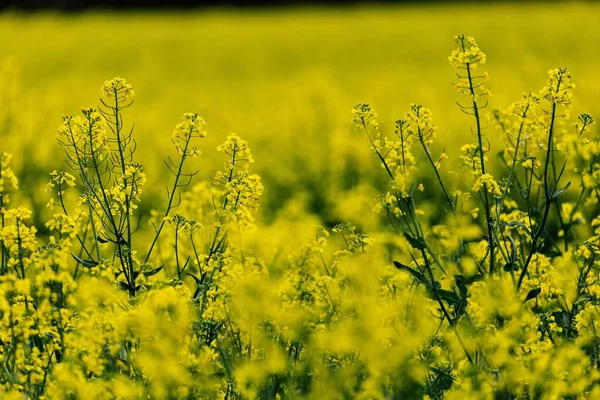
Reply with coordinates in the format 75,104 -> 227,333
406,104 -> 454,212
144,112 -> 207,264
516,68 -> 576,290
449,35 -> 496,275
0,152 -> 19,274
490,92 -> 540,282
58,79 -> 142,297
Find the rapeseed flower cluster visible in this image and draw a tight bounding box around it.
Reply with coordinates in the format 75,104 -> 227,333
0,152 -> 19,197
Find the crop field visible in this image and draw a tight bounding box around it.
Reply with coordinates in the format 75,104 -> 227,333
1,2 -> 600,398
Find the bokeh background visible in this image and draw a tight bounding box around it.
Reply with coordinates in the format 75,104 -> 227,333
1,0 -> 599,232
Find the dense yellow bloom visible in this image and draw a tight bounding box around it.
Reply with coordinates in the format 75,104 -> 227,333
58,109 -> 108,154
0,153 -> 19,195
101,77 -> 134,101
508,92 -> 540,119
46,213 -> 77,238
540,68 -> 575,107
449,35 -> 491,100
448,35 -> 487,69
460,143 -> 486,174
352,103 -> 378,130
216,133 -> 254,171
472,173 -> 501,197
522,157 -> 540,169
406,104 -> 436,146
46,170 -> 76,191
172,112 -> 207,158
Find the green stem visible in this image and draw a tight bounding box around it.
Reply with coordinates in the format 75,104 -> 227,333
516,103 -> 557,291
144,125 -> 194,264
418,134 -> 454,213
465,60 -> 495,275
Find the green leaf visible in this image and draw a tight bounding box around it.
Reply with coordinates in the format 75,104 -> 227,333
426,288 -> 461,305
455,274 -> 484,286
118,346 -> 128,362
97,236 -> 109,244
455,298 -> 468,318
71,253 -> 99,268
142,265 -> 164,277
524,287 -> 541,302
457,279 -> 468,299
187,273 -> 202,285
403,232 -> 426,250
393,261 -> 429,286
192,286 -> 203,302
551,181 -> 571,201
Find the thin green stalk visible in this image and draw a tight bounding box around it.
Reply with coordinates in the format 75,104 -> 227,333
111,95 -> 137,296
420,247 -> 474,365
362,121 -> 395,180
517,103 -> 557,291
491,106 -> 530,268
144,125 -> 195,263
86,127 -> 133,295
174,225 -> 181,279
464,57 -> 495,275
418,135 -> 454,213
15,219 -> 25,279
0,182 -> 5,274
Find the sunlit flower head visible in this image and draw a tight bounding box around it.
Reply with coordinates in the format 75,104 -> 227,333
101,77 -> 135,102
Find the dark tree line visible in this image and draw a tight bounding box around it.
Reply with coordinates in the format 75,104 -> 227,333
0,0 -> 556,12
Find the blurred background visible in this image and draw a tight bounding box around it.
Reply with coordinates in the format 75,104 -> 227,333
0,0 -> 598,232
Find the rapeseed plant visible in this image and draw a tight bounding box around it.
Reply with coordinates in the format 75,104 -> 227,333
0,34 -> 599,400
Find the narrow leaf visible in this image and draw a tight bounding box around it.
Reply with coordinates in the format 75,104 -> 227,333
187,273 -> 202,285
142,265 -> 164,277
455,274 -> 484,286
551,181 -> 571,201
403,233 -> 426,250
71,253 -> 99,268
425,288 -> 460,305
393,261 -> 429,286
524,287 -> 542,302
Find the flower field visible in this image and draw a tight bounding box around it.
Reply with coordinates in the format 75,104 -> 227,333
1,3 -> 600,398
